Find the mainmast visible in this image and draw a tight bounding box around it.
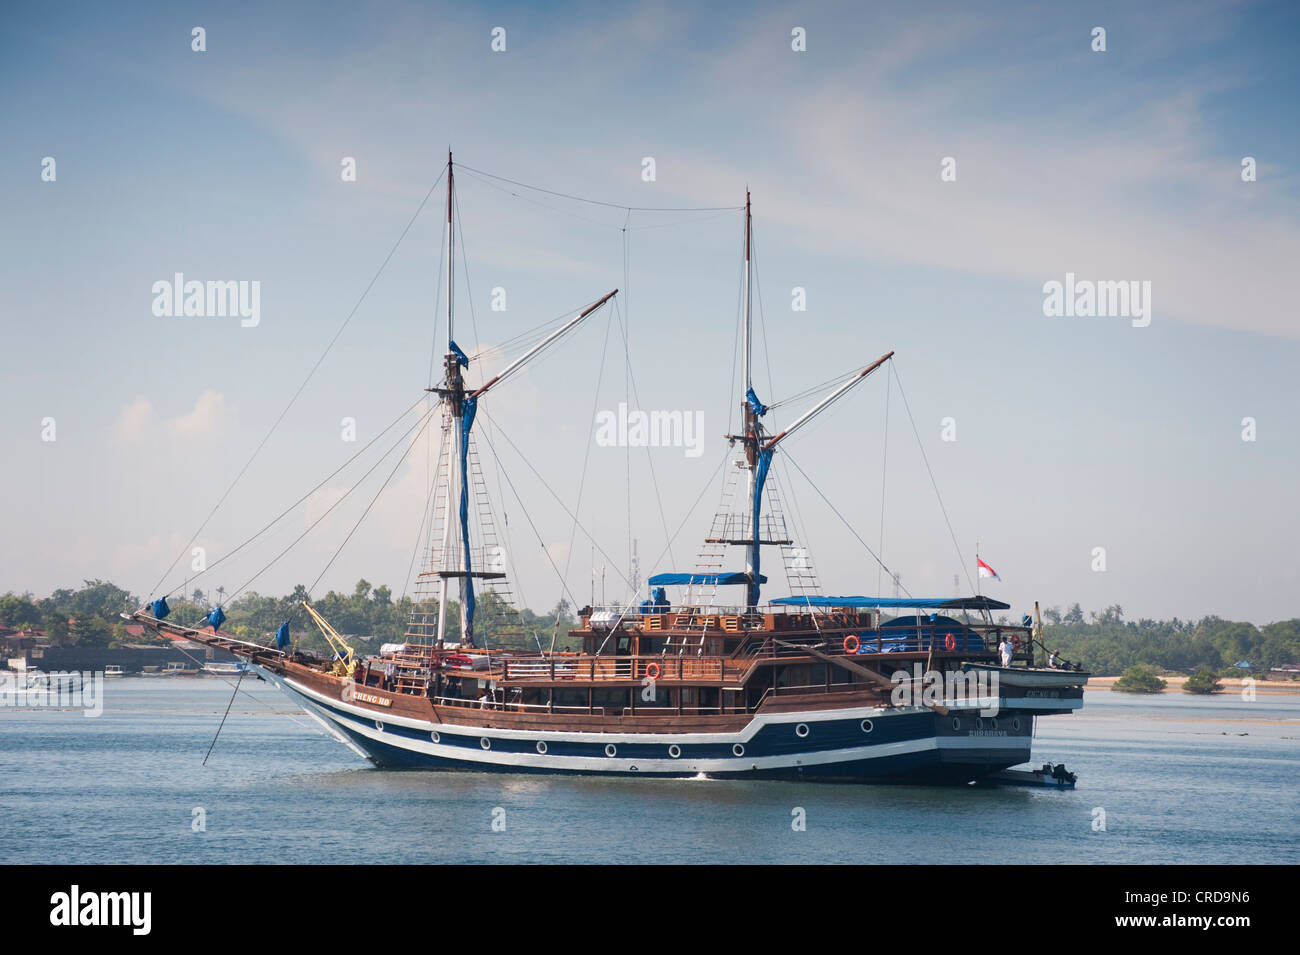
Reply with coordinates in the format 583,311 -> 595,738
732,190 -> 892,609
742,189 -> 752,397
436,152 -> 466,646
740,191 -> 762,609
422,151 -> 618,647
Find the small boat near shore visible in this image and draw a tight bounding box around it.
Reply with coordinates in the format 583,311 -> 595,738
987,763 -> 1078,788
201,661 -> 251,677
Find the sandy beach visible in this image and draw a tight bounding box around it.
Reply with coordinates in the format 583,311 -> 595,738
1085,674 -> 1300,695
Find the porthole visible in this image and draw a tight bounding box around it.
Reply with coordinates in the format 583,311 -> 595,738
733,744 -> 745,757
861,719 -> 874,733
605,743 -> 617,757
536,741 -> 547,755
795,723 -> 810,738
430,730 -> 440,743
991,718 -> 999,729
374,720 -> 384,732
668,744 -> 681,758
480,737 -> 491,750
1013,718 -> 1022,731
976,717 -> 984,730
952,717 -> 961,730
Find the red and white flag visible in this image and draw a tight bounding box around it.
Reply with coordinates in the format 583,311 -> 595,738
977,558 -> 1000,581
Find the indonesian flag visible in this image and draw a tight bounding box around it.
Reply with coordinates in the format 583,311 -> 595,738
977,558 -> 1000,581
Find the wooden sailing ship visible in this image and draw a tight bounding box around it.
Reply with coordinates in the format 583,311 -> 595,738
130,156 -> 1088,783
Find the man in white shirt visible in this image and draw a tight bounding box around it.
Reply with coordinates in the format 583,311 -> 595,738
998,638 -> 1013,668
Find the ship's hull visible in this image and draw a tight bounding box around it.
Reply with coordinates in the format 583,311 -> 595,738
258,664 -> 1037,784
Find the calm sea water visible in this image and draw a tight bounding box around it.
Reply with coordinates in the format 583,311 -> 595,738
2,678 -> 1297,864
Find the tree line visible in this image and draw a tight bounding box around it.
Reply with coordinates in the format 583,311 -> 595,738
2,585 -> 1297,675
1038,603 -> 1298,675
0,579 -> 578,655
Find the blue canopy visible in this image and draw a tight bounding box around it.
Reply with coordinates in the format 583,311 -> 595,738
649,572 -> 768,587
770,595 -> 1011,611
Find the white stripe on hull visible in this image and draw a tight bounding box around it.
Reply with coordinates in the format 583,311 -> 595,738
264,668 -> 1031,775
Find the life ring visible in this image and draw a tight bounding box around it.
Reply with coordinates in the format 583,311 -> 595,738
944,632 -> 956,652
1009,633 -> 1021,649
645,662 -> 661,680
843,635 -> 860,653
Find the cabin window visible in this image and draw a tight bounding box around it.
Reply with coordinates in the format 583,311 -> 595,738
639,686 -> 672,707
776,665 -> 812,689
592,688 -> 628,711
553,688 -> 587,708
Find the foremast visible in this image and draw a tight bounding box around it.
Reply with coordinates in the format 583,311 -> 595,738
436,152 -> 465,647
422,152 -> 618,647
730,191 -> 893,609
739,191 -> 766,609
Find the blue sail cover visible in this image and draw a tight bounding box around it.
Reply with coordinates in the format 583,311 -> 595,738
151,597 -> 170,620
745,387 -> 768,418
638,586 -> 672,615
749,447 -> 774,606
459,395 -> 478,644
648,572 -> 767,587
771,595 -> 1011,611
207,606 -> 226,631
448,340 -> 470,367
275,621 -> 291,649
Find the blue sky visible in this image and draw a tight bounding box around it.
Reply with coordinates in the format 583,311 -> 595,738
2,0 -> 1298,624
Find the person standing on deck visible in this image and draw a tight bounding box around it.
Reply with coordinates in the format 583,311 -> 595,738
998,638 -> 1013,668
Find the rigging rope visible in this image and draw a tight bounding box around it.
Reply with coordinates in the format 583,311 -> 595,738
202,667 -> 247,765
472,418 -> 585,616
225,401 -> 440,605
559,306 -> 615,591
401,420 -> 443,602
890,364 -> 978,596
781,446 -> 913,599
151,166 -> 448,600
611,298 -> 677,583
306,402 -> 440,599
161,395 -> 430,599
877,363 -> 891,596
455,163 -> 743,213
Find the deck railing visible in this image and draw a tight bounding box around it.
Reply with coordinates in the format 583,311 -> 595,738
497,655 -> 749,683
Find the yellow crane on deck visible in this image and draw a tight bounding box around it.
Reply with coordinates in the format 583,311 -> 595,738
301,601 -> 357,677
